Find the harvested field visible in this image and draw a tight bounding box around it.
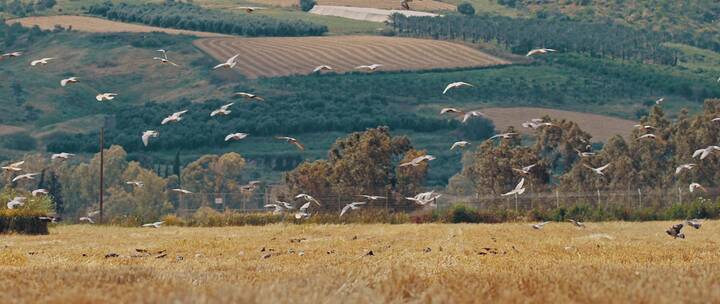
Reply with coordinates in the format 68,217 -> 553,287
195,36 -> 510,78
310,5 -> 439,22
483,107 -> 636,142
0,125 -> 25,136
1,222 -> 719,303
7,16 -> 227,37
252,0 -> 455,11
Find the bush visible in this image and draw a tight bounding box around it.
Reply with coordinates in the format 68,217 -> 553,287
0,132 -> 37,150
448,204 -> 479,223
300,0 -> 316,12
457,2 -> 475,15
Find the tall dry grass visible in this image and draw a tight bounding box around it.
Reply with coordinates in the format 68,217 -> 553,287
0,222 -> 719,303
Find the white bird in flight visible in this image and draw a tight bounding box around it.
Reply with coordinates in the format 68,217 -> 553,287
294,201 -> 314,219
692,146 -> 720,160
275,136 -> 304,151
211,103 -> 234,117
637,134 -> 657,140
313,65 -> 332,73
513,164 -> 537,175
440,107 -> 463,115
340,202 -> 366,217
575,149 -> 595,158
461,111 -> 485,123
689,183 -> 707,193
171,188 -> 193,194
501,178 -> 526,197
264,203 -> 285,214
7,197 -> 26,209
213,54 -> 239,69
32,189 -> 49,196
583,163 -> 610,176
51,152 -> 74,160
357,195 -> 386,201
2,160 -> 24,172
633,124 -> 656,130
489,133 -> 517,140
532,221 -> 550,229
355,64 -> 382,72
450,141 -> 470,150
406,191 -> 441,206
399,155 -> 436,167
655,97 -> 664,105
161,110 -> 188,125
295,194 -> 321,206
526,48 -> 556,56
522,121 -> 556,129
141,130 -> 159,147
79,217 -> 95,224
153,49 -> 179,66
126,181 -> 144,188
1,51 -> 22,58
568,219 -> 585,228
60,77 -> 79,87
12,172 -> 40,182
235,92 -> 265,101
96,93 -> 118,102
30,57 -> 54,66
686,219 -> 703,229
443,82 -> 473,94
225,133 -> 249,142
675,164 -> 696,175
142,221 -> 164,228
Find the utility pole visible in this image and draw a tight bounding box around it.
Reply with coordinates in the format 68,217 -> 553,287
99,127 -> 105,224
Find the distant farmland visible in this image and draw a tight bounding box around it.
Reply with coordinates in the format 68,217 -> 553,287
195,36 -> 510,78
251,0 -> 455,11
7,16 -> 227,37
483,107 -> 636,142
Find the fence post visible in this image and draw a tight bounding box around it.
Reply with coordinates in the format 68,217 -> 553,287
555,190 -> 559,209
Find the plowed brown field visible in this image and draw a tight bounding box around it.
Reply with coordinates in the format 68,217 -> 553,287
7,16 -> 227,37
483,107 -> 636,142
195,36 -> 510,78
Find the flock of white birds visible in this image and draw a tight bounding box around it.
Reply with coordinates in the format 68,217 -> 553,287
0,47 -> 713,235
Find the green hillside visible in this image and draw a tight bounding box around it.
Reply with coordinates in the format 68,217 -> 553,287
2,0 -> 720,187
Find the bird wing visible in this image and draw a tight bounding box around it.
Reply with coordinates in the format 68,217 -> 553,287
225,134 -> 236,141
597,163 -> 611,172
299,202 -> 311,211
340,204 -> 352,217
142,133 -> 150,146
212,63 -> 227,69
515,178 -> 525,191
292,140 -> 305,151
692,148 -> 705,158
227,54 -> 240,64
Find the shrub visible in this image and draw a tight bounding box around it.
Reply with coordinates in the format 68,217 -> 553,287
457,2 -> 475,15
0,132 -> 37,150
448,204 -> 479,223
300,0 -> 316,12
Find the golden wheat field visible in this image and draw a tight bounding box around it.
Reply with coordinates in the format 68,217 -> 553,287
194,36 -> 510,78
482,107 -> 637,142
7,16 -> 227,37
1,222 -> 719,303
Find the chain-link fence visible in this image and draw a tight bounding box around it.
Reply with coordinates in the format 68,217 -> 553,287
168,185 -> 719,216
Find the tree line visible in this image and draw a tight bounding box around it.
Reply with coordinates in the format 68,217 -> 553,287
87,1 -> 328,37
451,99 -> 720,212
390,14 -> 682,64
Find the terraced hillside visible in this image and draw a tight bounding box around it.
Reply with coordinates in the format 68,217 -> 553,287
194,36 -> 510,78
